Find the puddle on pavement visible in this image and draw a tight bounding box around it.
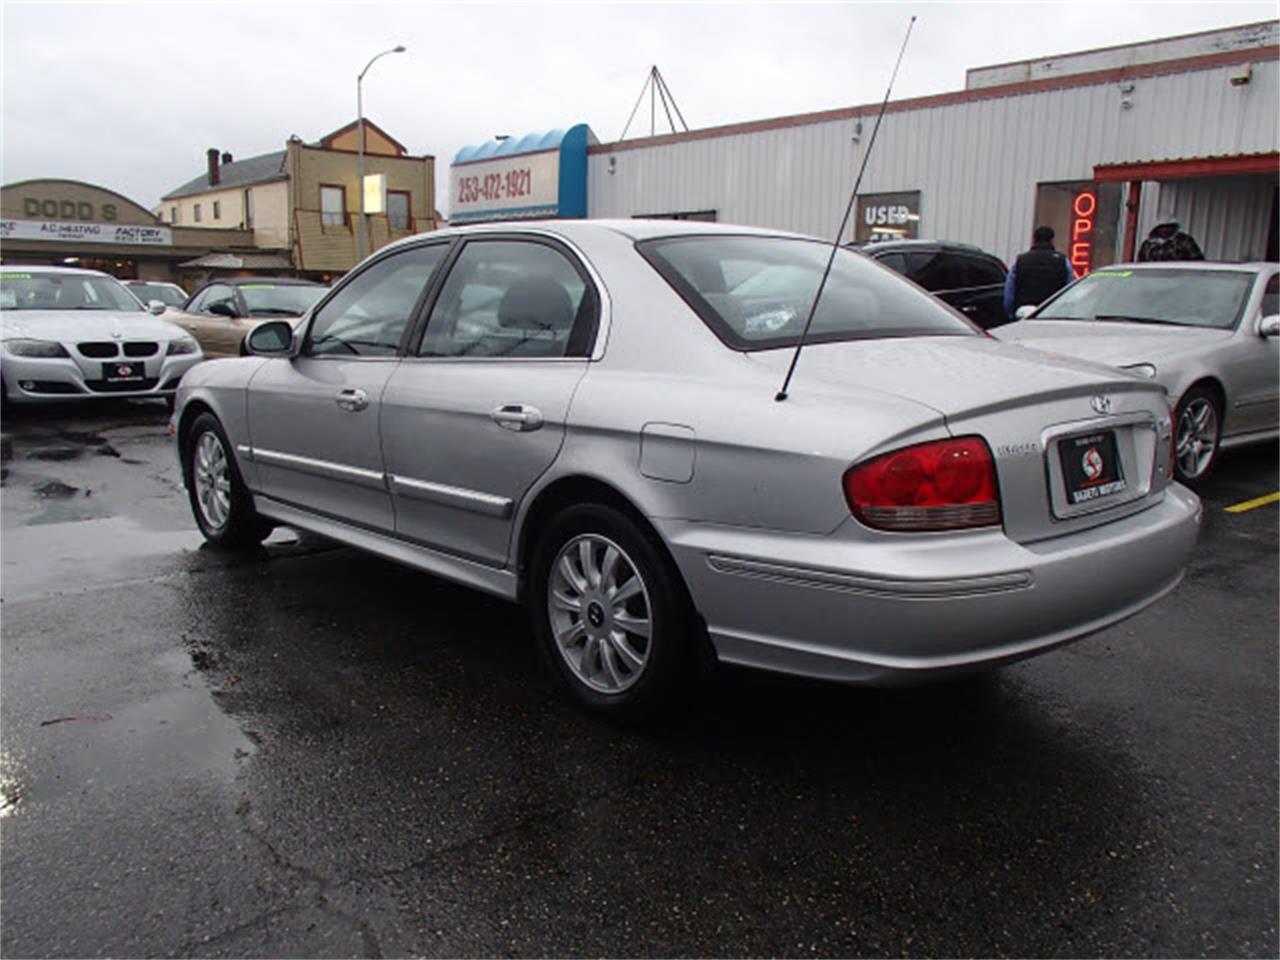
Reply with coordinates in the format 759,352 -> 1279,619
1,515 -> 206,601
1,650 -> 255,813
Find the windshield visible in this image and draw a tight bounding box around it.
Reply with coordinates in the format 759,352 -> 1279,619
239,283 -> 325,317
0,272 -> 144,312
638,235 -> 975,350
1035,268 -> 1255,330
128,282 -> 187,307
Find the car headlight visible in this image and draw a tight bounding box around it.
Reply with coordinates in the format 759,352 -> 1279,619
166,337 -> 200,356
1122,362 -> 1158,379
4,339 -> 70,358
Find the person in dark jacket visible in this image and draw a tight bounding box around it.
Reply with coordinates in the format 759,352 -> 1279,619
1003,225 -> 1076,318
1137,218 -> 1205,261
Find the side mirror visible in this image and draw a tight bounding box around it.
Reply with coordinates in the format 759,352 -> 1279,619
1015,305 -> 1036,320
147,300 -> 167,316
246,320 -> 297,357
1260,314 -> 1280,338
207,301 -> 239,319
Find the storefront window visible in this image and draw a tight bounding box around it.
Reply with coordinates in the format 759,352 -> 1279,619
1032,181 -> 1121,275
855,191 -> 921,243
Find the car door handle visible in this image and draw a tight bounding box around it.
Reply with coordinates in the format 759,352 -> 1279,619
335,388 -> 369,412
490,404 -> 544,432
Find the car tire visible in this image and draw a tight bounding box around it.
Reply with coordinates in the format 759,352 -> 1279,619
528,504 -> 696,721
183,412 -> 271,548
1173,385 -> 1222,485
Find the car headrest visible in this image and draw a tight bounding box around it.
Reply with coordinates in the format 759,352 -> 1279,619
497,277 -> 575,331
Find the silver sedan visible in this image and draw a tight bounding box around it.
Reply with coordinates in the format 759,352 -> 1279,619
173,221 -> 1201,719
996,262 -> 1279,484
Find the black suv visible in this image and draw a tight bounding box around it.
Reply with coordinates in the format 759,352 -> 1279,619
852,240 -> 1009,329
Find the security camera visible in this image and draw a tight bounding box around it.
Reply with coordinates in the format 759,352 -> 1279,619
1230,64 -> 1252,86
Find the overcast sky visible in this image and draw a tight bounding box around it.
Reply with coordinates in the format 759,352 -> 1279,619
2,1 -> 1274,214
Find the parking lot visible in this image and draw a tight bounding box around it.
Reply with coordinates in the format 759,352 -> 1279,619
0,399 -> 1275,958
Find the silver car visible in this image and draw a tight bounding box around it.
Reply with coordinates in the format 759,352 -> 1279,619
997,262 -> 1279,484
1,266 -> 203,405
173,221 -> 1201,718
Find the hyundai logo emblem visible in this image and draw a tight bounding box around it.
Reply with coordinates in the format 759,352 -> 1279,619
1091,395 -> 1113,415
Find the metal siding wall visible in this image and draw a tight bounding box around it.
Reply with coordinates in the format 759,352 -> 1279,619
1138,175 -> 1275,262
588,60 -> 1278,264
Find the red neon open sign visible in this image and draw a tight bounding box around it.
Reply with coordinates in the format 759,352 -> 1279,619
1070,190 -> 1097,276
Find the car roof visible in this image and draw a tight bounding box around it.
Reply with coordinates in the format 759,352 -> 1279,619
217,276 -> 323,287
1098,261 -> 1276,273
392,218 -> 811,249
856,239 -> 997,257
0,264 -> 113,278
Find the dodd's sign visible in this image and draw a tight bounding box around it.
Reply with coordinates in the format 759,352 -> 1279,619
0,218 -> 173,246
450,124 -> 594,224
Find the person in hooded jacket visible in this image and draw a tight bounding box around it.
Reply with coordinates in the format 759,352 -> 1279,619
1003,225 -> 1075,318
1137,218 -> 1205,262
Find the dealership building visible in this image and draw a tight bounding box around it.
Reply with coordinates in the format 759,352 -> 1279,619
454,21 -> 1278,270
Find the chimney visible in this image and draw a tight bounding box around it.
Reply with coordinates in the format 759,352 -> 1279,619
207,148 -> 220,186
221,151 -> 233,165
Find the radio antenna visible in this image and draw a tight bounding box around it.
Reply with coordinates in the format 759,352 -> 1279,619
775,15 -> 916,402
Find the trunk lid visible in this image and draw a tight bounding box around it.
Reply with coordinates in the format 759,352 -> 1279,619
749,335 -> 1175,543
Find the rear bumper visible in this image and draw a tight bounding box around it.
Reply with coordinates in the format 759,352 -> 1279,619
659,485 -> 1202,684
1,353 -> 201,402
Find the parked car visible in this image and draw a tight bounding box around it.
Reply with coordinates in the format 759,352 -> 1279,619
122,279 -> 188,311
174,221 -> 1200,719
1,265 -> 202,404
168,277 -> 326,358
996,262 -> 1279,484
853,239 -> 1010,329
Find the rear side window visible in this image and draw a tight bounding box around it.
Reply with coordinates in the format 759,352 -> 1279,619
419,240 -> 598,358
639,235 -> 974,350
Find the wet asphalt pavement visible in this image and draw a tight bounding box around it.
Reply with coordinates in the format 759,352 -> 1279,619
0,401 -> 1276,958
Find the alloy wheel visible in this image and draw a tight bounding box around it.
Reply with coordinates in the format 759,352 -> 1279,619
193,431 -> 233,531
547,534 -> 653,694
1176,397 -> 1219,480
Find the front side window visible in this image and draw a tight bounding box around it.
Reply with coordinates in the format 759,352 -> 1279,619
954,254 -> 1005,289
1036,268 -> 1255,330
1262,274 -> 1278,318
639,235 -> 973,350
0,272 -> 144,312
200,284 -> 237,317
388,191 -> 411,231
321,186 -> 346,227
419,240 -> 597,359
305,244 -> 447,358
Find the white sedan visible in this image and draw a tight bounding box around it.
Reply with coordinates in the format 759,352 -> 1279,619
1,265 -> 203,404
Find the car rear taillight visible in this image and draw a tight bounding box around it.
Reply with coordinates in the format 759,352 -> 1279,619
843,436 -> 1002,532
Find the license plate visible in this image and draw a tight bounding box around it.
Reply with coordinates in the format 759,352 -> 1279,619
1059,429 -> 1126,505
103,361 -> 145,383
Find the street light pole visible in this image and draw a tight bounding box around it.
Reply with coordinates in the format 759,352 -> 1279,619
356,44 -> 406,262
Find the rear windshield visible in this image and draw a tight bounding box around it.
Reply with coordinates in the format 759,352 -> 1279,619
239,283 -> 325,317
0,272 -> 143,312
1035,268 -> 1255,330
638,235 -> 975,350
